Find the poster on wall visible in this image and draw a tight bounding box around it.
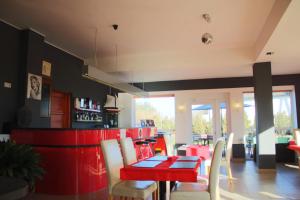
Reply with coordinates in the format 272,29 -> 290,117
42,60 -> 52,77
27,73 -> 42,100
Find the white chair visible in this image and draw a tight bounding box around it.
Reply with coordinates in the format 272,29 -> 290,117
163,134 -> 174,156
101,139 -> 157,200
120,137 -> 138,166
120,137 -> 158,199
170,140 -> 225,200
202,133 -> 234,183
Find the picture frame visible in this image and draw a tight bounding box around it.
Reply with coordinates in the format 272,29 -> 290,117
42,60 -> 52,77
27,73 -> 42,100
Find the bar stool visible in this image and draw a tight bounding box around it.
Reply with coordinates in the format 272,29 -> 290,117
145,138 -> 157,156
135,140 -> 150,160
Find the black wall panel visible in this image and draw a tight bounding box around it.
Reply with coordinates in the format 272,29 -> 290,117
0,22 -> 21,132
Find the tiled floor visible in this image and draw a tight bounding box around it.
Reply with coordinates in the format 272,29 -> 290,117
31,161 -> 300,200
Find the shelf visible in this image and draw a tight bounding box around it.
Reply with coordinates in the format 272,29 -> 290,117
75,120 -> 102,122
75,108 -> 101,113
104,109 -> 120,112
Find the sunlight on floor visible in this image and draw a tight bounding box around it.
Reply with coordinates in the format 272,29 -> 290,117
284,163 -> 299,169
220,188 -> 254,200
259,191 -> 284,199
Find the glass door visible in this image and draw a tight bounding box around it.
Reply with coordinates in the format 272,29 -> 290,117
192,100 -> 229,147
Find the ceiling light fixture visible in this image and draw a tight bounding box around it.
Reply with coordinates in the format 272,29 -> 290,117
201,33 -> 213,45
201,13 -> 213,45
202,14 -> 211,23
266,51 -> 274,56
82,25 -> 149,97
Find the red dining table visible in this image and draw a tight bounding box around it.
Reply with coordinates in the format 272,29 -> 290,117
120,156 -> 201,200
287,141 -> 300,167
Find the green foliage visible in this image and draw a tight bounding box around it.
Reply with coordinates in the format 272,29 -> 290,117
244,112 -> 254,131
136,102 -> 175,131
192,112 -> 212,134
274,111 -> 292,135
0,140 -> 45,189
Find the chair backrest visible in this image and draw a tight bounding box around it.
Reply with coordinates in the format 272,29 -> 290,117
209,139 -> 225,200
294,129 -> 300,145
120,137 -> 137,166
101,139 -> 124,194
225,133 -> 234,162
163,134 -> 174,156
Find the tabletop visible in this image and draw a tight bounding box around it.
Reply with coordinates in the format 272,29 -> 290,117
120,156 -> 201,182
288,144 -> 300,153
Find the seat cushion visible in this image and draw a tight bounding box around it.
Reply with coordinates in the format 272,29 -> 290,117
197,175 -> 209,184
112,180 -> 157,198
171,182 -> 210,200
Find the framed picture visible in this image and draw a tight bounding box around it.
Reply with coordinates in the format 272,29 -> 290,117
42,60 -> 52,77
27,73 -> 42,100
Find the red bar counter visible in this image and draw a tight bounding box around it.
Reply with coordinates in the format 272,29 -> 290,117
10,127 -> 158,195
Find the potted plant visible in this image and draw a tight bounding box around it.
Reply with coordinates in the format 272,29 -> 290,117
0,140 -> 45,191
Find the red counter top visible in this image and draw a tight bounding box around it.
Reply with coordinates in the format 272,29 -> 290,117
11,129 -> 120,146
10,127 -> 160,195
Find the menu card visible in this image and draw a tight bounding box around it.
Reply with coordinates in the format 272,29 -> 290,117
176,156 -> 199,161
146,156 -> 168,161
132,161 -> 162,168
169,161 -> 197,169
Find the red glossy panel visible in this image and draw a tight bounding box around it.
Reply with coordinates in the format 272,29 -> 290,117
11,127 -> 156,195
34,146 -> 107,195
11,129 -> 106,146
154,137 -> 167,155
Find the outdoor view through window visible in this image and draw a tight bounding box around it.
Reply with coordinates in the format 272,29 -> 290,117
135,97 -> 175,132
244,91 -> 294,144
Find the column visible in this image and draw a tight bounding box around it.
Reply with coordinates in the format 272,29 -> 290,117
229,89 -> 246,160
175,93 -> 193,144
117,93 -> 135,127
253,62 -> 276,169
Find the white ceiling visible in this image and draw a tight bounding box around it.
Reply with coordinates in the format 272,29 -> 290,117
257,0 -> 300,75
0,0 -> 298,82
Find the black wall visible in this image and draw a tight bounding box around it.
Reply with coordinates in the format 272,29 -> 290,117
0,22 -> 21,133
43,43 -> 117,128
0,21 -> 117,131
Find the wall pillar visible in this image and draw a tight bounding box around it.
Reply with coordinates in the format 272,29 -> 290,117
229,90 -> 246,159
175,94 -> 193,144
253,62 -> 276,169
118,93 -> 135,127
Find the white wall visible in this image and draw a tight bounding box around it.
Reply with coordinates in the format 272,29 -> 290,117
118,85 -> 295,145
229,89 -> 246,144
174,89 -> 237,144
117,93 -> 135,128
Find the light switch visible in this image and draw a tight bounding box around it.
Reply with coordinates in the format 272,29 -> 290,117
4,82 -> 12,88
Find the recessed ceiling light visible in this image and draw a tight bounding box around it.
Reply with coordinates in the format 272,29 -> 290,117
266,51 -> 274,55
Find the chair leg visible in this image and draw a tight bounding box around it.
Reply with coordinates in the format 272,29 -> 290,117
226,162 -> 233,183
152,191 -> 156,200
206,165 -> 211,176
109,194 -> 114,200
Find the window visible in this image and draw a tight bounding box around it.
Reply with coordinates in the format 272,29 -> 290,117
243,91 -> 295,142
135,97 -> 175,132
192,104 -> 213,135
